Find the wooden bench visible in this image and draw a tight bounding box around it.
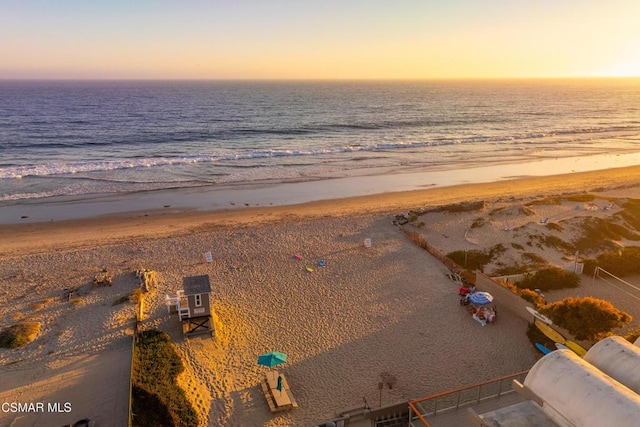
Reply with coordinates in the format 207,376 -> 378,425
260,380 -> 278,413
261,370 -> 299,412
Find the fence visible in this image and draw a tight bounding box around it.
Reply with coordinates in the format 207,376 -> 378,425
401,229 -> 475,284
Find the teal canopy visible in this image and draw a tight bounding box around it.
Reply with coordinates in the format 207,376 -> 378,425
257,351 -> 288,367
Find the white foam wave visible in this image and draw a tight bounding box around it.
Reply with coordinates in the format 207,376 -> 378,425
0,141 -> 442,178
2,126 -> 638,179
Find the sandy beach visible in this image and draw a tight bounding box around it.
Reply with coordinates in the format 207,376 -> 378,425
2,166 -> 640,426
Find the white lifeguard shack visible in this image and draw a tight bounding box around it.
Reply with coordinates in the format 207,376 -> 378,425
166,275 -> 213,337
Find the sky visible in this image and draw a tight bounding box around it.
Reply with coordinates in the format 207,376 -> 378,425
1,0 -> 639,80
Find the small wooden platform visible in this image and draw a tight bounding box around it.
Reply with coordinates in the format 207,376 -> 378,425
261,370 -> 298,412
181,315 -> 213,337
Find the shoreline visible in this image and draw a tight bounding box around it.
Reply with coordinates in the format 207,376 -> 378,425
3,164 -> 640,257
3,151 -> 640,226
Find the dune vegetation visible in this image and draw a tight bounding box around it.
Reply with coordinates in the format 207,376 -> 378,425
0,321 -> 42,348
132,330 -> 198,427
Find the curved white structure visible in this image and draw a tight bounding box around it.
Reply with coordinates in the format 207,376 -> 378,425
525,350 -> 640,427
635,335 -> 640,347
584,335 -> 640,394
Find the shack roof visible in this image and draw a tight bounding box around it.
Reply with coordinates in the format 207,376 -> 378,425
183,275 -> 212,295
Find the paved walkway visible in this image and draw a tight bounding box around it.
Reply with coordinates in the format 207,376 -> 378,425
411,392 -> 524,427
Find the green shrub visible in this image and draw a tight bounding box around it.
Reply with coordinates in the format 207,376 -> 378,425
585,247 -> 640,277
489,243 -> 507,258
527,196 -> 562,206
470,217 -> 485,228
439,201 -> 485,213
618,199 -> 640,231
494,265 -> 528,276
545,222 -> 564,232
566,194 -> 597,202
0,322 -> 42,348
496,279 -> 544,306
573,217 -> 640,253
624,326 -> 640,344
132,330 -> 198,427
582,258 -> 598,276
522,252 -> 547,266
542,235 -> 574,252
515,267 -> 580,291
540,297 -> 632,341
132,386 -> 174,427
518,288 -> 546,307
447,249 -> 491,271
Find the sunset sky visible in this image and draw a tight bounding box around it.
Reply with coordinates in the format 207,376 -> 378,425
2,0 -> 639,80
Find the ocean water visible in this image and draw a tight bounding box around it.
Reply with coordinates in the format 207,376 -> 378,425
1,79 -> 640,203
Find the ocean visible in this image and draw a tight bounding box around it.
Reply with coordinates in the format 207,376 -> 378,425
2,79 -> 640,206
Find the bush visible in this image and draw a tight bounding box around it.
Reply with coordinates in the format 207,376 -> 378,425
470,217 -> 485,228
447,249 -> 491,271
494,265 -> 528,276
518,288 -> 546,307
522,252 -> 547,266
132,386 -> 174,427
618,198 -> 640,231
515,267 -> 580,291
540,297 -> 632,341
489,244 -> 507,258
542,235 -> 574,252
0,322 -> 42,348
624,326 -> 640,344
582,258 -> 598,276
527,196 -> 562,206
583,247 -> 640,277
566,194 -> 597,202
573,217 -> 639,253
132,330 -> 198,427
545,222 -> 564,232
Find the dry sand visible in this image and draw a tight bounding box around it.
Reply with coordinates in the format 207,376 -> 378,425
2,165 -> 640,427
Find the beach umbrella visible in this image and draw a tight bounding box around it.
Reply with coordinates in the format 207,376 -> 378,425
257,351 -> 288,368
469,291 -> 493,306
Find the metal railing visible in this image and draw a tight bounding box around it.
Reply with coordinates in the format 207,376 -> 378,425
407,370 -> 529,426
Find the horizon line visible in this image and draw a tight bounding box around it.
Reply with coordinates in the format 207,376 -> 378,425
2,76 -> 640,82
